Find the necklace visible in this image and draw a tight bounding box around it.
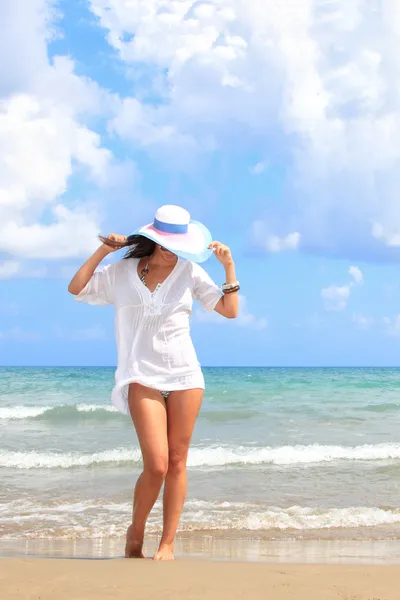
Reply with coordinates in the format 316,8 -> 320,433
140,260 -> 150,287
140,256 -> 178,290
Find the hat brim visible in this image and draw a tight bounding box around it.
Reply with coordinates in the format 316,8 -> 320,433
132,220 -> 213,263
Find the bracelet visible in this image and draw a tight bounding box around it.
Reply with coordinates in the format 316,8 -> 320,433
222,283 -> 240,294
222,281 -> 240,292
223,286 -> 240,294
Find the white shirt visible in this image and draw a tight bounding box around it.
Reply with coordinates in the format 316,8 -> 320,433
75,258 -> 223,415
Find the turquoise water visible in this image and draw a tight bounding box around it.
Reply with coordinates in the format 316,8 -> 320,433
1,367 -> 400,542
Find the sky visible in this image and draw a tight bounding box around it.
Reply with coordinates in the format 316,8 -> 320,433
2,0 -> 400,367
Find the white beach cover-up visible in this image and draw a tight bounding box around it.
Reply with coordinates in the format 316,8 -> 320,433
75,258 -> 223,414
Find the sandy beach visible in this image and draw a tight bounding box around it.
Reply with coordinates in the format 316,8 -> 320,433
1,558 -> 399,600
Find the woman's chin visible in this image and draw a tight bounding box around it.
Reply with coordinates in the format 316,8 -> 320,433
163,253 -> 177,262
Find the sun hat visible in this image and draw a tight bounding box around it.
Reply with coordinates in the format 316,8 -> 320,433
131,205 -> 213,263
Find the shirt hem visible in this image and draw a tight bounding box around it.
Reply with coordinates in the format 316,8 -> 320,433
111,373 -> 206,415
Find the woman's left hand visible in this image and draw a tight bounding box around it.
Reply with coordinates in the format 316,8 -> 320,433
208,241 -> 234,267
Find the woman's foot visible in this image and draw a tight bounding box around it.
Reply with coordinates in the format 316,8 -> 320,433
153,542 -> 174,561
125,525 -> 145,558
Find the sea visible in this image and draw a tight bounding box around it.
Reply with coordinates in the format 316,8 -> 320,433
1,366 -> 400,559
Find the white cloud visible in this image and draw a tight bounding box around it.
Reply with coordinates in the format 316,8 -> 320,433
55,325 -> 108,341
236,296 -> 268,330
0,260 -> 48,279
321,266 -> 363,311
383,315 -> 400,338
0,262 -> 104,281
2,204 -> 101,260
0,85 -> 107,260
349,266 -> 364,286
265,232 -> 301,254
372,222 -> 400,248
0,0 -> 53,96
252,221 -> 301,253
110,97 -> 196,154
352,313 -> 374,331
89,0 -> 400,261
321,285 -> 351,312
196,295 -> 267,330
0,0 -> 129,270
250,161 -> 266,175
0,261 -> 21,279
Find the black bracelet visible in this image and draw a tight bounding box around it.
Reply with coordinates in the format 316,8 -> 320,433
223,285 -> 240,294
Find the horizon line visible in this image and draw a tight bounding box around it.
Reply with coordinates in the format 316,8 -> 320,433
1,365 -> 400,369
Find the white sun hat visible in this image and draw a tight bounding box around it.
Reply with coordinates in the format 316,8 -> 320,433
131,205 -> 213,263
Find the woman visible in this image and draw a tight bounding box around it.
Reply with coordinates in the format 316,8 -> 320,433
68,205 -> 239,560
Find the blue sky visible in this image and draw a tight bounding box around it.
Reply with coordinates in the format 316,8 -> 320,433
2,0 -> 400,367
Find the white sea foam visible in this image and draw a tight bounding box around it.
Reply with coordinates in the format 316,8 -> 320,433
76,404 -> 118,413
239,506 -> 400,531
0,448 -> 141,469
2,443 -> 400,469
188,443 -> 400,467
0,406 -> 53,420
2,499 -> 400,539
0,404 -> 119,420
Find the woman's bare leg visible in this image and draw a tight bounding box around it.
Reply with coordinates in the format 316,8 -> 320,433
126,384 -> 168,558
153,388 -> 203,561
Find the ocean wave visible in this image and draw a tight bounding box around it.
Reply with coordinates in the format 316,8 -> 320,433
76,404 -> 118,413
2,401 -> 397,424
187,443 -> 400,466
238,506 -> 400,531
0,404 -> 121,422
2,499 -> 400,539
2,443 -> 400,469
0,404 -> 257,424
0,448 -> 141,469
0,406 -> 51,420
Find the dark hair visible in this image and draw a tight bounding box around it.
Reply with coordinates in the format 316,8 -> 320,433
98,234 -> 156,259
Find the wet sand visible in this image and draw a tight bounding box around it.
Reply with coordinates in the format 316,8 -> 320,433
3,535 -> 400,564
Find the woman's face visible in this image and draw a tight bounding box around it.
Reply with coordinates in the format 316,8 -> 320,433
156,244 -> 177,264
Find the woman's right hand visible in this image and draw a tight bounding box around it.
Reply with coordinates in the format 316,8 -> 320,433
69,233 -> 127,295
101,233 -> 127,254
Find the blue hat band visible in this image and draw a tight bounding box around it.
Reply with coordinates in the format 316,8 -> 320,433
153,218 -> 188,234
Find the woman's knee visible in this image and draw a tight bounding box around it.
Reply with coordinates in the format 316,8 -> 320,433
144,456 -> 168,480
168,444 -> 189,474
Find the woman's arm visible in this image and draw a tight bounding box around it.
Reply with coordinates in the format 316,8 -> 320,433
209,241 -> 239,319
68,234 -> 126,295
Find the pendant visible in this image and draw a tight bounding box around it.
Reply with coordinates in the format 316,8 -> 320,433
140,265 -> 149,286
